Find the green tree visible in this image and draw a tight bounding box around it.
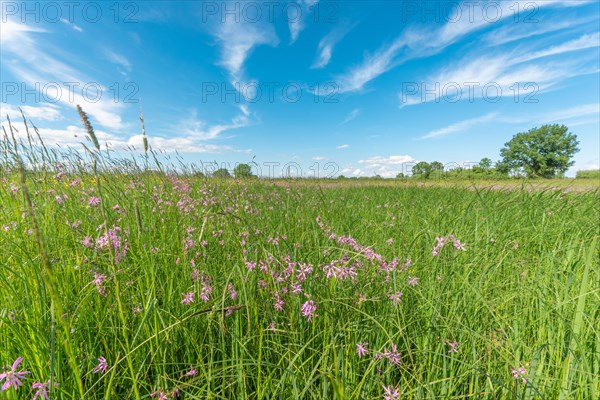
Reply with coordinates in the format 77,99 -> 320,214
479,157 -> 493,170
234,163 -> 254,178
500,125 -> 579,178
495,160 -> 510,175
411,162 -> 431,178
430,161 -> 444,171
395,172 -> 405,179
212,168 -> 231,178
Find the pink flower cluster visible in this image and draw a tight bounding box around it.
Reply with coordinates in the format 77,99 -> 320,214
432,234 -> 466,256
375,344 -> 402,365
511,367 -> 527,383
300,300 -> 317,321
0,357 -> 57,399
82,226 -> 129,263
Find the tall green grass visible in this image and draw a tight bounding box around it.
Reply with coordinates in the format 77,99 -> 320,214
0,118 -> 598,399
575,169 -> 600,180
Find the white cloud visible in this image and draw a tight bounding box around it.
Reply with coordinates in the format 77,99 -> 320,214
1,117 -> 251,155
484,17 -> 587,46
359,155 -> 415,166
125,135 -> 251,154
340,108 -> 361,125
288,0 -> 320,44
400,34 -> 599,107
1,19 -> 126,131
0,120 -> 120,148
333,1 -> 593,94
419,113 -> 498,139
312,156 -> 326,161
60,18 -> 83,32
104,49 -> 132,72
213,17 -> 278,91
513,32 -> 599,65
358,155 -> 416,177
414,103 -> 599,141
180,105 -> 253,140
0,103 -> 63,122
336,144 -> 350,149
312,22 -> 354,68
339,166 -> 365,177
335,37 -> 405,93
542,103 -> 600,122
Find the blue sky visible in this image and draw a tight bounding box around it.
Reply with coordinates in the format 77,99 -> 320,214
1,0 -> 599,177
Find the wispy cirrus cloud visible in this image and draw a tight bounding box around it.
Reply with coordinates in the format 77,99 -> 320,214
400,32 -> 599,107
483,17 -> 589,46
418,103 -> 599,140
340,108 -> 361,125
418,113 -> 498,139
335,36 -> 405,93
180,105 -> 253,140
60,18 -> 83,32
312,22 -> 355,68
1,19 -> 126,131
542,103 -> 600,122
336,144 -> 350,149
289,0 -> 320,44
104,49 -> 132,72
212,16 -> 279,92
512,32 -> 599,64
334,1 -> 593,93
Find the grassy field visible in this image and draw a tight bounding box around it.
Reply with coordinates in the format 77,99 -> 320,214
1,141 -> 599,398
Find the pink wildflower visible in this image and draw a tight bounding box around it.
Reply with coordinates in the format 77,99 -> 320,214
511,367 -> 527,383
199,277 -> 212,302
81,236 -> 94,248
301,300 -> 317,321
92,273 -> 107,295
32,380 -> 57,400
407,276 -> 419,287
453,239 -> 466,251
273,292 -> 285,311
382,344 -> 401,365
181,292 -> 195,305
0,357 -> 29,391
88,196 -> 101,207
448,340 -> 459,353
190,268 -> 199,281
227,283 -> 238,300
389,292 -> 403,305
356,342 -> 369,357
150,390 -> 169,400
92,356 -> 108,374
383,385 -> 400,400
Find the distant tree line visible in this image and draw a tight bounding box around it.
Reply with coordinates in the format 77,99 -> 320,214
398,124 -> 582,179
203,124 -> 591,180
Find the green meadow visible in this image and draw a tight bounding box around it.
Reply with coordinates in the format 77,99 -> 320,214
0,131 -> 598,399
